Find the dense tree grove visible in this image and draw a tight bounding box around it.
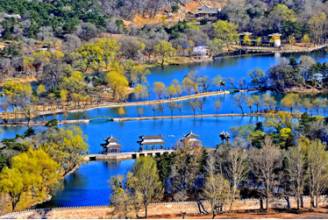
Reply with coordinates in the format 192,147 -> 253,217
0,0 -> 326,75
0,125 -> 88,211
111,113 -> 328,215
1,0 -> 327,41
248,57 -> 328,92
222,0 -> 328,41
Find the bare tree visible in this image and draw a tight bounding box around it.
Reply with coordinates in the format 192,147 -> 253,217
218,146 -> 249,211
127,157 -> 163,218
249,137 -> 282,211
234,93 -> 245,114
110,176 -> 131,218
188,99 -> 201,117
304,138 -> 328,208
203,155 -> 230,218
287,140 -> 306,209
170,142 -> 204,201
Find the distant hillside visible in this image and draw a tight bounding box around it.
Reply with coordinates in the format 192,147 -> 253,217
0,0 -> 227,39
0,0 -> 326,42
129,0 -> 228,27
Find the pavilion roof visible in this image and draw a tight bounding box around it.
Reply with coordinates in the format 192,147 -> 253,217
101,136 -> 121,148
239,32 -> 253,36
138,135 -> 165,145
105,136 -> 118,142
268,33 -> 282,37
179,131 -> 201,145
184,131 -> 198,139
194,5 -> 220,14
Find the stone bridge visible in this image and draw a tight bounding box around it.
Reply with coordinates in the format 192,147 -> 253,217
85,149 -> 175,161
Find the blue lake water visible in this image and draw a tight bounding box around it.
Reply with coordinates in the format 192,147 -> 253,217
37,90 -> 328,124
147,52 -> 328,88
39,116 -> 263,207
1,117 -> 264,154
40,160 -> 135,207
1,51 -> 327,207
31,50 -> 328,122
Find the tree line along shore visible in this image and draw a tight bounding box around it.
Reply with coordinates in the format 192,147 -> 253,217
0,52 -> 328,125
0,125 -> 88,214
108,110 -> 328,218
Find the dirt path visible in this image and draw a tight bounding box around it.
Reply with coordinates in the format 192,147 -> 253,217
153,209 -> 328,219
3,206 -> 328,219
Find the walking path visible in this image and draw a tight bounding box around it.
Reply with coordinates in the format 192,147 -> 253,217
85,149 -> 175,161
1,197 -> 327,219
0,90 -> 230,120
0,112 -> 268,126
0,119 -> 90,127
234,43 -> 328,54
112,112 -> 264,122
1,111 -> 308,126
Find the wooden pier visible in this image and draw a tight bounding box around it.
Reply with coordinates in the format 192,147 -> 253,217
85,149 -> 175,161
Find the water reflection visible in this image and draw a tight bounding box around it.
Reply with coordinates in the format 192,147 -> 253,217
38,116 -> 261,208
38,160 -> 135,207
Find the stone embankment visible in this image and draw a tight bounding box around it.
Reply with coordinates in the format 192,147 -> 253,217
1,196 -> 327,219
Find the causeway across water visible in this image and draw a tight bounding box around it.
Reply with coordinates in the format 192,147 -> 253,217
85,149 -> 175,161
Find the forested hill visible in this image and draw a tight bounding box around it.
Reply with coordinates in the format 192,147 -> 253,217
0,0 -> 194,38
1,0 -> 327,40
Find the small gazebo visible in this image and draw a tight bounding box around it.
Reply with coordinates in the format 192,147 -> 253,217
101,136 -> 121,153
137,135 -> 165,151
178,131 -> 202,148
193,6 -> 220,19
239,32 -> 253,45
268,33 -> 282,48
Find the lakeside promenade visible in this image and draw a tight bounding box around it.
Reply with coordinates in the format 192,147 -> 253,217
0,90 -> 230,121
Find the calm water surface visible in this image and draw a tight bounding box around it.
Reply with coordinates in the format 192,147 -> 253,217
1,51 -> 327,207
147,52 -> 328,89
40,160 -> 135,207
39,116 -> 263,207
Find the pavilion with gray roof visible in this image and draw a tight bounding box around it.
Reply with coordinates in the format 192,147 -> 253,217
101,136 -> 121,153
177,131 -> 202,148
137,135 -> 165,151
